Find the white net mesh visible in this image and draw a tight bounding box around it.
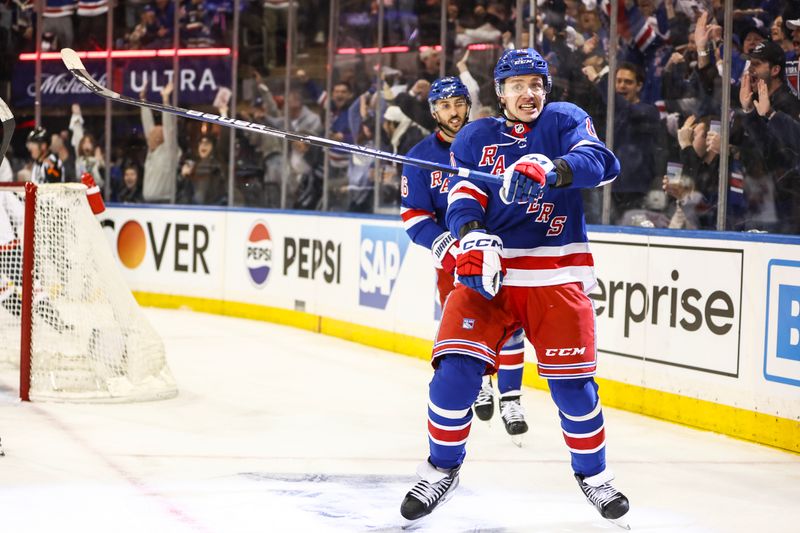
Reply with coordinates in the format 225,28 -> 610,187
0,183 -> 177,402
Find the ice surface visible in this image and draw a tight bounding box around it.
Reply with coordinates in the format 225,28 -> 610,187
1,307 -> 797,532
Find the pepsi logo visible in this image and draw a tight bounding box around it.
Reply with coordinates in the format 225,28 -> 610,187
246,220 -> 272,287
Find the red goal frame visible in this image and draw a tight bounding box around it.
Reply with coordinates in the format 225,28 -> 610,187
0,181 -> 38,401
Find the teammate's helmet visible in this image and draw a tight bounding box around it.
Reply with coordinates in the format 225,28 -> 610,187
27,126 -> 49,144
493,48 -> 552,95
428,76 -> 471,107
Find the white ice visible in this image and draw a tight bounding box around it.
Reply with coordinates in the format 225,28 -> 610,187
1,307 -> 798,533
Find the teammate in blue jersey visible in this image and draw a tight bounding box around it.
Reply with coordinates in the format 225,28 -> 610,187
400,76 -> 529,444
400,49 -> 630,529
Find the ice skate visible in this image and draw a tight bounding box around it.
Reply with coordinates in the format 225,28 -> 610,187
575,470 -> 630,530
473,376 -> 495,422
400,459 -> 460,526
499,395 -> 528,447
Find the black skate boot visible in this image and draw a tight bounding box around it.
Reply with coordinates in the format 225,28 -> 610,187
473,376 -> 495,421
499,395 -> 528,447
575,470 -> 630,530
400,459 -> 460,524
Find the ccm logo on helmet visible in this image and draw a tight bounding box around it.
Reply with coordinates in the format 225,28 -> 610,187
544,347 -> 587,356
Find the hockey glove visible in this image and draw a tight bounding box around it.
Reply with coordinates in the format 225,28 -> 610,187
431,231 -> 460,274
455,230 -> 505,300
500,153 -> 558,204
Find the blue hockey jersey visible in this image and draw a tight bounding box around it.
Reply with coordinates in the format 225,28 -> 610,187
400,131 -> 453,250
448,102 -> 619,291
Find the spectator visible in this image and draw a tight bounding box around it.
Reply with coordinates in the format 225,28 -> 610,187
176,158 -> 196,204
263,87 -> 323,135
328,81 -> 355,210
382,105 -> 425,156
382,78 -> 435,132
181,0 -> 217,48
263,0 -> 288,69
345,90 -> 378,213
609,62 -> 666,219
43,0 -> 76,50
141,81 -> 180,202
117,164 -> 144,203
76,0 -> 109,50
69,104 -> 105,189
735,41 -> 800,233
26,127 -> 64,184
49,133 -> 76,184
418,48 -> 441,83
190,134 -> 226,205
289,136 -> 323,210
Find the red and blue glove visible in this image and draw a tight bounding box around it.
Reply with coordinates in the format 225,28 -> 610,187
455,230 -> 505,299
501,153 -> 558,204
431,231 -> 460,274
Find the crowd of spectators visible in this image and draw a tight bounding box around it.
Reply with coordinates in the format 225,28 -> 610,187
3,0 -> 800,234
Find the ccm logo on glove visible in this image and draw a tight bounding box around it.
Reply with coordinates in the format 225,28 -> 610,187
461,237 -> 502,251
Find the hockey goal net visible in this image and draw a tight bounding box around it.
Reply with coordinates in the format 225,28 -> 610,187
0,182 -> 177,402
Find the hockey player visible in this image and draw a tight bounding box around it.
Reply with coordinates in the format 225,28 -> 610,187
26,127 -> 65,184
400,49 -> 630,529
400,76 -> 529,443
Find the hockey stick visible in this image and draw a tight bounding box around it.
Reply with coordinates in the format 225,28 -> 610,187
0,97 -> 15,162
60,48 -> 501,185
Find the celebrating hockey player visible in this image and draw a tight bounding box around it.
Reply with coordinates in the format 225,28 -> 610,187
400,76 -> 529,443
400,49 -> 630,529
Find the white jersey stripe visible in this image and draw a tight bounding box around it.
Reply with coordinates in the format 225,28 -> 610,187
567,442 -> 606,454
428,401 -> 471,419
563,425 -> 605,439
429,434 -> 469,446
560,402 -> 603,422
428,418 -> 472,432
503,242 -> 592,258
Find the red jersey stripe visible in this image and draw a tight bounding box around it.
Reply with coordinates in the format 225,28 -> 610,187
428,420 -> 472,443
563,427 -> 606,451
504,252 -> 594,270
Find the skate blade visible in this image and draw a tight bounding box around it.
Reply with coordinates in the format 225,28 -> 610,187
400,483 -> 459,529
511,434 -> 524,447
606,515 -> 631,530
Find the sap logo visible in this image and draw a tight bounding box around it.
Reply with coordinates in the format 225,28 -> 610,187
245,221 -> 272,287
544,347 -> 587,357
102,218 -> 210,273
764,260 -> 800,387
359,225 -> 410,309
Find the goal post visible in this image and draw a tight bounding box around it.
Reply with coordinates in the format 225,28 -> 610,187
0,182 -> 177,402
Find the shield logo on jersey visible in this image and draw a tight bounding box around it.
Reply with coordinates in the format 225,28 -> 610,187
462,318 -> 475,329
514,123 -> 525,135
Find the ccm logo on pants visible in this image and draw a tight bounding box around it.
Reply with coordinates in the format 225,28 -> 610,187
545,347 -> 587,357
